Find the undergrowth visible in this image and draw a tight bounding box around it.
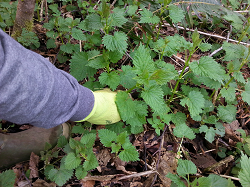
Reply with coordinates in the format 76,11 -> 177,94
1,0 -> 250,186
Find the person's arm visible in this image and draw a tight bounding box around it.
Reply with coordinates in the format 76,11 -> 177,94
0,29 -> 94,128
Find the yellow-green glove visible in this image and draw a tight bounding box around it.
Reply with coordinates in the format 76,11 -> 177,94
77,89 -> 121,125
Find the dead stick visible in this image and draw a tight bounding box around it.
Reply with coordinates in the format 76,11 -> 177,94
204,155 -> 234,173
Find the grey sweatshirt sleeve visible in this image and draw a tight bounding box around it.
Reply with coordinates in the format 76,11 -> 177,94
0,29 -> 95,128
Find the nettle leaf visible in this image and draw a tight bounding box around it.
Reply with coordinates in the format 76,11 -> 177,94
80,133 -> 96,148
48,167 -> 73,186
119,143 -> 139,162
233,71 -> 245,83
173,123 -> 195,139
0,169 -> 15,187
117,131 -> 128,145
220,87 -> 236,103
199,125 -> 216,143
199,76 -> 222,90
120,66 -> 137,89
190,56 -> 228,83
223,13 -> 243,30
99,71 -> 120,90
223,42 -> 248,61
133,45 -> 155,72
83,152 -> 99,171
60,43 -> 75,53
217,105 -> 236,123
72,28 -> 86,40
116,91 -> 136,121
87,50 -> 107,69
168,4 -> 184,23
166,173 -> 186,187
242,81 -> 250,105
239,153 -> 250,186
65,152 -> 81,169
139,8 -> 160,24
78,14 -> 103,31
75,166 -> 88,180
208,174 -> 234,187
180,91 -> 205,120
141,85 -> 168,114
108,7 -> 128,27
102,32 -> 128,54
69,52 -> 96,81
46,38 -> 57,49
127,5 -> 138,16
98,129 -> 117,147
177,159 -> 197,177
199,43 -> 212,52
170,112 -> 186,126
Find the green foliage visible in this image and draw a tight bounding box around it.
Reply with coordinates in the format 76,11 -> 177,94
98,129 -> 139,162
4,0 -> 250,185
0,169 -> 16,187
167,159 -> 235,187
238,153 -> 250,186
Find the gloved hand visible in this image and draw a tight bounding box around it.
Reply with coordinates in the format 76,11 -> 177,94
77,89 -> 121,125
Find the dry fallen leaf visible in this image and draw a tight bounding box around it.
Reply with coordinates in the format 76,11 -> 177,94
29,152 -> 39,178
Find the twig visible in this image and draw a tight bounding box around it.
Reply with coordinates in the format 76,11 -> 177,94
118,170 -> 157,180
162,23 -> 250,46
219,174 -> 240,181
204,155 -> 234,173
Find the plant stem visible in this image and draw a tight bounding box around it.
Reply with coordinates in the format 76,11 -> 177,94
169,53 -> 192,103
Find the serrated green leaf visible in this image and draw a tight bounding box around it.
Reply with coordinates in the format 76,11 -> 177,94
108,7 -> 128,27
48,168 -> 73,186
83,152 -> 99,171
223,13 -> 243,30
170,112 -> 187,126
139,8 -> 160,24
46,38 -> 57,49
117,131 -> 128,145
98,129 -> 117,147
72,28 -> 86,40
81,133 -> 96,147
120,66 -> 137,89
217,105 -> 236,123
87,50 -> 107,69
57,135 -> 68,148
199,43 -> 212,52
166,173 -> 186,187
233,71 -> 245,83
174,123 -> 195,139
208,174 -> 233,187
168,4 -> 184,23
141,85 -> 168,114
65,152 -> 81,169
106,122 -> 127,135
0,169 -> 16,187
199,76 -> 222,90
220,87 -> 236,102
239,154 -> 250,186
190,56 -> 228,83
111,143 -> 121,153
116,91 -> 136,121
127,5 -> 138,16
99,71 -> 120,91
195,177 -> 212,187
69,52 -> 96,81
223,42 -> 248,61
102,32 -> 128,54
200,126 -> 216,143
119,143 -> 139,162
180,91 -> 205,119
242,82 -> 250,105
75,166 -> 88,180
78,14 -> 103,31
177,159 -> 197,177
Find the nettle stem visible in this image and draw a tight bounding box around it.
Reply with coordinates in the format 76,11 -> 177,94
169,52 -> 192,103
